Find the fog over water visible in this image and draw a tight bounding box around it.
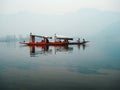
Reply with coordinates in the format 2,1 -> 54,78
0,36 -> 120,90
0,0 -> 120,90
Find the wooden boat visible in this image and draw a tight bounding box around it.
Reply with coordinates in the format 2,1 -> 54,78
20,33 -> 89,46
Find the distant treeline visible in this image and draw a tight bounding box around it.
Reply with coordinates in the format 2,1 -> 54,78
0,35 -> 29,42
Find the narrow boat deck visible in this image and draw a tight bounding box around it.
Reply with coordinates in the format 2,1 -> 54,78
20,41 -> 89,46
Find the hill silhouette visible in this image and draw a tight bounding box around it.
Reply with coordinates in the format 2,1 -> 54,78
0,8 -> 120,38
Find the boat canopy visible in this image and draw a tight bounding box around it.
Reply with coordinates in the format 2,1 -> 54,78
55,35 -> 73,40
30,34 -> 52,39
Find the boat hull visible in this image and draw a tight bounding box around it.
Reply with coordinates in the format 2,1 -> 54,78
20,41 -> 89,46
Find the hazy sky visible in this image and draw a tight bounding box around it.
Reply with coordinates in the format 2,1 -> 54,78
0,0 -> 120,37
0,0 -> 120,15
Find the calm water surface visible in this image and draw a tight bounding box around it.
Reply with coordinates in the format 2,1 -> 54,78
0,40 -> 120,90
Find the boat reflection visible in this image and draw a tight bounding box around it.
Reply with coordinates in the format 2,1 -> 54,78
77,44 -> 86,50
30,45 -> 52,57
29,45 -> 86,57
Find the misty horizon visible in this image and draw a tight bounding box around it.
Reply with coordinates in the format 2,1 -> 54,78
0,8 -> 120,38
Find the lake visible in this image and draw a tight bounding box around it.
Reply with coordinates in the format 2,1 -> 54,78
0,39 -> 120,90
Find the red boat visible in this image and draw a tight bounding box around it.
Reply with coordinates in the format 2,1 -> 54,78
20,33 -> 88,46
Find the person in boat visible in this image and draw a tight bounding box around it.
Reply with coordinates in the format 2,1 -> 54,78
83,38 -> 85,43
59,39 -> 61,42
64,39 -> 69,43
41,40 -> 44,42
46,38 -> 49,43
77,38 -> 80,43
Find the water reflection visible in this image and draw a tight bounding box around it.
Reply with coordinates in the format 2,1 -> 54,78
28,45 -> 86,57
30,45 -> 52,57
1,42 -> 120,90
77,44 -> 86,50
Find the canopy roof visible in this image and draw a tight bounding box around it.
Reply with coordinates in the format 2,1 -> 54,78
55,35 -> 73,40
30,34 -> 52,39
